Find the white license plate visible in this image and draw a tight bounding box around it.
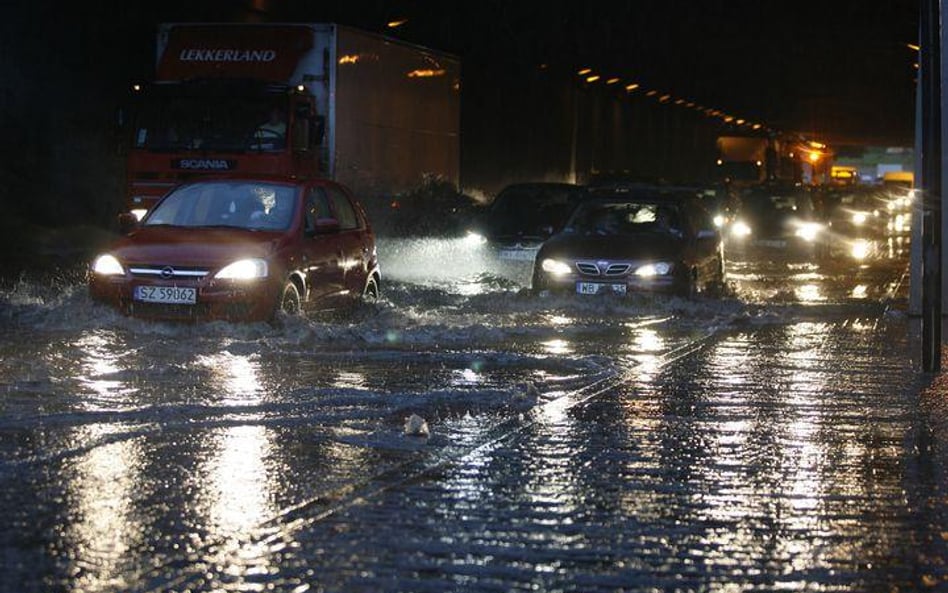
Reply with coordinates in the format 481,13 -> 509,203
498,248 -> 537,261
134,285 -> 197,305
576,282 -> 627,295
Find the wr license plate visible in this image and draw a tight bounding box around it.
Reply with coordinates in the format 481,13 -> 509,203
134,285 -> 197,305
576,282 -> 627,295
498,249 -> 537,261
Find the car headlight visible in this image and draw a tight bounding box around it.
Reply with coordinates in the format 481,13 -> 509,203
730,220 -> 752,238
463,230 -> 486,246
215,258 -> 269,280
851,212 -> 868,225
794,222 -> 822,242
541,258 -> 572,276
634,262 -> 673,277
851,239 -> 871,260
713,214 -> 726,228
91,254 -> 124,276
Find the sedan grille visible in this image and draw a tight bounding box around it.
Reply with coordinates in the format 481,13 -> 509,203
603,263 -> 631,276
576,261 -> 632,277
576,262 -> 600,275
128,265 -> 209,280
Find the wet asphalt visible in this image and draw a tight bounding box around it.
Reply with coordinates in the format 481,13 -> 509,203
1,237 -> 946,592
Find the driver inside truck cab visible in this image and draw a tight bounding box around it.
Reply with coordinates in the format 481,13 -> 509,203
256,106 -> 287,144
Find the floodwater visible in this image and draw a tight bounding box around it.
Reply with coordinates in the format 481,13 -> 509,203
1,233 -> 943,592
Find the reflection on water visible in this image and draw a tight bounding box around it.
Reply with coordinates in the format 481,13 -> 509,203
627,327 -> 665,380
332,370 -> 368,390
65,426 -> 143,593
197,352 -> 263,404
541,339 -> 572,355
76,331 -> 135,405
199,424 -> 282,591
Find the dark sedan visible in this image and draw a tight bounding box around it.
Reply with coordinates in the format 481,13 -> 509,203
531,193 -> 725,297
89,177 -> 380,322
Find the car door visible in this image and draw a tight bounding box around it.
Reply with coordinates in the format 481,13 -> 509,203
324,183 -> 371,300
686,201 -> 723,281
301,185 -> 346,308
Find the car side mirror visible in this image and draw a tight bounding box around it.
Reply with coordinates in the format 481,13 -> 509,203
117,212 -> 139,235
313,217 -> 340,235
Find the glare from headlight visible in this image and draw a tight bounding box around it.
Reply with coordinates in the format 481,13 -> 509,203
713,214 -> 726,228
851,212 -> 868,225
731,220 -> 752,238
215,258 -> 269,280
541,258 -> 572,276
635,262 -> 672,277
794,222 -> 822,242
92,254 -> 124,276
130,209 -> 148,221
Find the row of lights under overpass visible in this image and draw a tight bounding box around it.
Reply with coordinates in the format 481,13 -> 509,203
574,66 -> 773,135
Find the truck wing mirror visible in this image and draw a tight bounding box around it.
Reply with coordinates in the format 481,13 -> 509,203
292,118 -> 310,152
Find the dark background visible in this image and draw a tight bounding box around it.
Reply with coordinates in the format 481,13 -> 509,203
0,0 -> 919,229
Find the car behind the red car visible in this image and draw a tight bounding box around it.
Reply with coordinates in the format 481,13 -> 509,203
89,177 -> 380,322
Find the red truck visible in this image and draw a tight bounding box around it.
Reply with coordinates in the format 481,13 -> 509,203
124,23 -> 460,219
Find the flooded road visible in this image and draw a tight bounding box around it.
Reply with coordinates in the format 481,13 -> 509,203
1,234 -> 943,592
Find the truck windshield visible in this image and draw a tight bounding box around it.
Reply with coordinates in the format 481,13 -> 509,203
133,94 -> 287,153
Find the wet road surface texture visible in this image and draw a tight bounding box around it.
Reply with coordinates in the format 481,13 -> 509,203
1,236 -> 946,592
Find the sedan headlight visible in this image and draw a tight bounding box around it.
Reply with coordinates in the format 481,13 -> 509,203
463,231 -> 486,246
794,222 -> 822,242
635,262 -> 673,277
541,258 -> 572,276
851,211 -> 868,225
851,239 -> 871,260
730,220 -> 752,238
215,258 -> 269,280
91,254 -> 124,276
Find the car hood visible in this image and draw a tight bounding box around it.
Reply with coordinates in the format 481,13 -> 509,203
539,231 -> 685,262
108,226 -> 284,268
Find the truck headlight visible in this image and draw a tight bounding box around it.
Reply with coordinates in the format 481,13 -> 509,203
91,254 -> 124,276
215,258 -> 269,280
541,258 -> 572,276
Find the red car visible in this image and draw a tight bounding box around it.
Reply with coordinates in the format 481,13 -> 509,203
89,177 -> 380,322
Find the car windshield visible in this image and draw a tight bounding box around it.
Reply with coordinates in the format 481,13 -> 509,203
144,181 -> 298,231
567,201 -> 683,237
743,191 -> 814,218
487,186 -> 584,236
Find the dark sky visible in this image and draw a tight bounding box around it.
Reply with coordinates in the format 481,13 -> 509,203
4,0 -> 921,145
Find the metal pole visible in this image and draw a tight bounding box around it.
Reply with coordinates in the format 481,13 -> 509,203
921,0 -> 943,372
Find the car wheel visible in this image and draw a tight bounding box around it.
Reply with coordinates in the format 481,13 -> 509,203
278,280 -> 302,316
363,276 -> 380,301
